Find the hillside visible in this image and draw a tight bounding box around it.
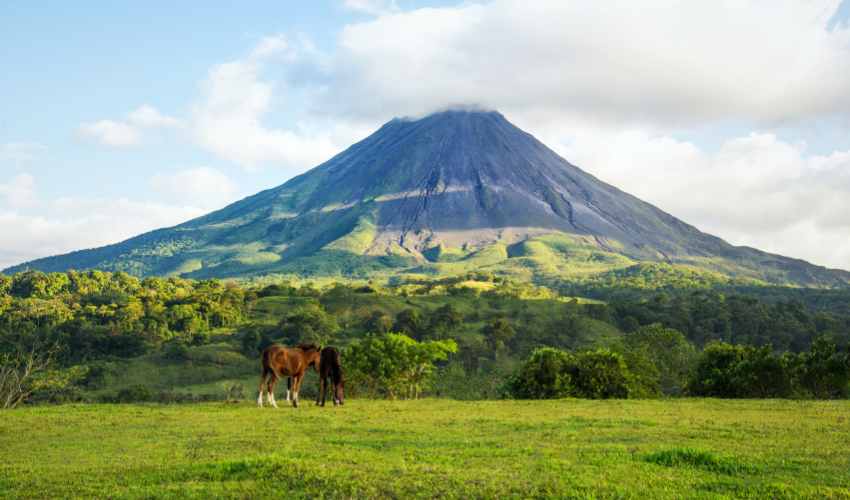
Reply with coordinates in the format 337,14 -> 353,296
5,110 -> 849,287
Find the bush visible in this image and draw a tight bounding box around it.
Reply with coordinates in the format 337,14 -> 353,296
687,342 -> 796,398
114,385 -> 154,403
506,348 -> 632,399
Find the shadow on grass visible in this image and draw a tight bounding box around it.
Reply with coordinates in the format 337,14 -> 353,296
643,448 -> 761,475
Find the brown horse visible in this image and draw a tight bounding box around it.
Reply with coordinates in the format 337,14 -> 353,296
258,343 -> 321,408
315,346 -> 344,407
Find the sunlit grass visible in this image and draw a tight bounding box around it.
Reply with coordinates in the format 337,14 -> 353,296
1,399 -> 848,498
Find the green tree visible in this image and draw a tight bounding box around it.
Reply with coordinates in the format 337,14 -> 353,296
796,336 -> 850,399
482,318 -> 515,354
364,311 -> 393,335
393,308 -> 426,339
278,304 -> 339,346
624,323 -> 697,396
428,304 -> 463,339
345,333 -> 457,399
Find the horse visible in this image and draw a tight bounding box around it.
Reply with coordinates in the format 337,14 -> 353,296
315,346 -> 344,407
258,343 -> 321,408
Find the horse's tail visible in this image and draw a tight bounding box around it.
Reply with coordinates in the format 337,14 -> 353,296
260,347 -> 278,383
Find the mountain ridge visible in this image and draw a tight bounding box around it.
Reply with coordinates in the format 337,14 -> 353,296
5,109 -> 850,288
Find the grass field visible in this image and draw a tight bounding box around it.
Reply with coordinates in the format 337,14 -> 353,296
1,399 -> 849,499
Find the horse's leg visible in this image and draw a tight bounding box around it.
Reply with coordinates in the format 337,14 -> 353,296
290,374 -> 300,408
267,375 -> 279,408
316,375 -> 324,406
257,369 -> 269,407
286,377 -> 291,402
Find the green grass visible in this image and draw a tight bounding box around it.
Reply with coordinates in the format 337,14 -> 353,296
1,399 -> 849,498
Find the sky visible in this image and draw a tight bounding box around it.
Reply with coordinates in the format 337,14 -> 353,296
3,0 -> 850,271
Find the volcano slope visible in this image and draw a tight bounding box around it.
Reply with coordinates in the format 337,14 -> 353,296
6,110 -> 849,288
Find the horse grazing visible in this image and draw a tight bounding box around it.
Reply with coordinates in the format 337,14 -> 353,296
316,346 -> 344,407
258,343 -> 321,408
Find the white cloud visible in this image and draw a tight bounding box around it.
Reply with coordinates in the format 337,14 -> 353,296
0,173 -> 36,208
77,105 -> 181,147
77,119 -> 141,147
0,190 -> 207,271
343,0 -> 399,16
150,167 -> 239,209
324,0 -> 850,127
127,105 -> 182,129
190,35 -> 365,170
547,125 -> 850,269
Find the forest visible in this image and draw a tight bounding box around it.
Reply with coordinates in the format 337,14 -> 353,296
1,269 -> 849,407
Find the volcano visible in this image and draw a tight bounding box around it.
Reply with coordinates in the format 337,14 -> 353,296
6,110 -> 849,287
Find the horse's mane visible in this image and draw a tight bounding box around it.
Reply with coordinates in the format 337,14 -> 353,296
296,343 -> 320,353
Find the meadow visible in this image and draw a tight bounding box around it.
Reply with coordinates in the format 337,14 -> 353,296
1,399 -> 849,499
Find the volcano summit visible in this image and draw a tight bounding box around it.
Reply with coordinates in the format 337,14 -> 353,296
6,110 -> 849,287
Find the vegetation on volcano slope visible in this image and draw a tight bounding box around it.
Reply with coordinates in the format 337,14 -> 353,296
1,399 -> 849,498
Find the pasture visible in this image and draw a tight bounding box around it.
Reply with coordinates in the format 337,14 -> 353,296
1,399 -> 848,498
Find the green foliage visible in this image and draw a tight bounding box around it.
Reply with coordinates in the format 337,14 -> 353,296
345,333 -> 457,399
687,338 -> 850,398
482,317 -> 515,354
277,304 -> 340,346
505,347 -> 576,399
796,336 -> 850,398
392,308 -> 426,339
507,348 -> 632,399
623,323 -> 697,396
0,271 -> 247,366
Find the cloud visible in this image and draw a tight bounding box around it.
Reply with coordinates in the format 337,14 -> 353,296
189,35 -> 366,170
324,0 -> 850,127
546,124 -> 850,269
0,189 -> 207,271
77,119 -> 142,147
127,105 -> 182,128
150,167 -> 239,209
343,0 -> 399,16
77,105 -> 181,147
0,173 -> 36,208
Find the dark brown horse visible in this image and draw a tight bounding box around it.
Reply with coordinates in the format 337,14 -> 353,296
258,343 -> 321,408
315,346 -> 344,407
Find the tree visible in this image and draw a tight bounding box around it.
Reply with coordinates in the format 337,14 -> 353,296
364,311 -> 393,335
345,333 -> 457,399
277,304 -> 339,346
796,336 -> 850,399
624,324 -> 697,396
505,347 -> 575,399
1,341 -> 58,409
393,308 -> 426,339
428,304 -> 463,339
687,342 -> 795,398
506,348 -> 632,399
687,342 -> 746,397
482,318 -> 515,354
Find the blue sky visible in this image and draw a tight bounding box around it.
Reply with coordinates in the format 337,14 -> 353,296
3,0 -> 850,270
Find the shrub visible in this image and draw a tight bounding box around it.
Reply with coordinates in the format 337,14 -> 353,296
114,385 -> 153,403
506,348 -> 632,399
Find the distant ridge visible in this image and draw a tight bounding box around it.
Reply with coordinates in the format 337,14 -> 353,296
6,109 -> 850,288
